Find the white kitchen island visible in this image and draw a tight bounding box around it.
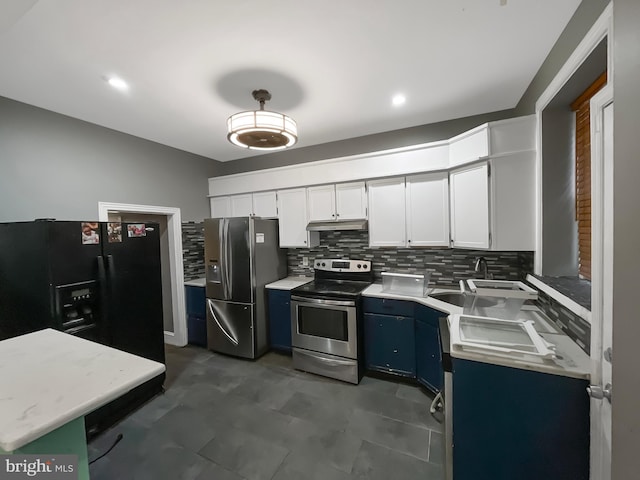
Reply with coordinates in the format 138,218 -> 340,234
0,329 -> 166,479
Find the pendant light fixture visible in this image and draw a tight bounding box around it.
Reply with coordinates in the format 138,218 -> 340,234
227,89 -> 298,150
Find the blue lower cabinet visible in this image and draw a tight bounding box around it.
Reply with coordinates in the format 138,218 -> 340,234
364,313 -> 416,377
452,358 -> 589,480
187,314 -> 207,347
268,290 -> 292,352
185,285 -> 207,346
415,304 -> 444,392
415,319 -> 442,392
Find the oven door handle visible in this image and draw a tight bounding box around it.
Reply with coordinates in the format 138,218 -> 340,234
299,350 -> 356,367
291,295 -> 355,307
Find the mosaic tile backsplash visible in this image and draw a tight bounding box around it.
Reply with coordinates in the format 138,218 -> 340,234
182,221 -> 205,281
286,230 -> 533,285
532,289 -> 591,355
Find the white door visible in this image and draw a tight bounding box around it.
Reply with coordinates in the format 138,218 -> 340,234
336,182 -> 367,220
229,194 -> 253,217
405,172 -> 450,247
367,178 -> 406,247
449,162 -> 490,249
252,191 -> 278,218
277,188 -> 311,248
589,86 -> 613,480
210,196 -> 231,218
307,185 -> 336,222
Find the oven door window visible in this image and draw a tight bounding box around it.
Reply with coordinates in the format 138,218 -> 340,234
298,305 -> 349,341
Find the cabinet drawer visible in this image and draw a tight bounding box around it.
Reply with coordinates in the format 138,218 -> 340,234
363,297 -> 415,317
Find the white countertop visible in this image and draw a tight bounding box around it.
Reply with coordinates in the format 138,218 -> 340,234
362,284 -> 463,315
184,277 -> 206,287
265,276 -> 313,290
0,329 -> 165,451
449,328 -> 591,380
362,284 -> 590,380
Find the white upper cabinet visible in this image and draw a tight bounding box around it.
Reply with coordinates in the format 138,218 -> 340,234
212,191 -> 278,218
368,174 -> 450,248
210,196 -> 231,218
251,191 -> 278,218
367,178 -> 407,247
450,163 -> 490,249
277,188 -> 320,248
307,182 -> 366,222
405,173 -> 450,247
229,194 -> 253,217
449,153 -> 535,251
307,185 -> 336,222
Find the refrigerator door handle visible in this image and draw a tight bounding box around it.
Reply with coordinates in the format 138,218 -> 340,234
223,219 -> 232,300
208,300 -> 239,346
97,255 -> 110,343
219,220 -> 228,300
106,254 -> 114,278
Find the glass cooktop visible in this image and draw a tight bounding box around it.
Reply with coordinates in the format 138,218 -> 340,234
292,279 -> 372,299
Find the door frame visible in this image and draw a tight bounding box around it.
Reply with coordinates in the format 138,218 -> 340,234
97,201 -> 187,347
533,2 -> 612,275
589,84 -> 613,480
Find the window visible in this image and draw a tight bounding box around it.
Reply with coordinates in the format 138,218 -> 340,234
570,71 -> 607,280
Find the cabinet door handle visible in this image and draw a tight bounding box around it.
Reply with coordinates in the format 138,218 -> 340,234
393,349 -> 398,353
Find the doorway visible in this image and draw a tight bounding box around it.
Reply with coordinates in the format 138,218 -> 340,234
97,202 -> 187,347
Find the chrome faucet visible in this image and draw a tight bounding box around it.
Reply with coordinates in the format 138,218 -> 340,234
474,256 -> 491,279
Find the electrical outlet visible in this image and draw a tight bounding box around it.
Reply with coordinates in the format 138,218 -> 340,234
302,256 -> 309,266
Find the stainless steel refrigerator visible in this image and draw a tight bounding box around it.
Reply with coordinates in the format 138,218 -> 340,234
204,217 -> 286,359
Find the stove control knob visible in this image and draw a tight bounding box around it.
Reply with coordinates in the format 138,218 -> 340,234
321,262 -> 326,267
316,262 -> 320,267
363,264 -> 368,269
357,264 -> 361,269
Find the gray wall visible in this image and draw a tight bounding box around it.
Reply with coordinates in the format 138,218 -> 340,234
0,96 -> 221,222
612,0 -> 640,477
541,107 -> 577,276
217,109 -> 515,176
514,0 -> 610,115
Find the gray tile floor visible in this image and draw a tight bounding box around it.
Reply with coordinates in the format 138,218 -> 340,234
89,346 -> 444,480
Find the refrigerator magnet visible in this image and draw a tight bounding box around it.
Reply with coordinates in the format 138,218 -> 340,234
81,222 -> 100,245
256,233 -> 265,243
127,223 -> 146,237
108,222 -> 123,243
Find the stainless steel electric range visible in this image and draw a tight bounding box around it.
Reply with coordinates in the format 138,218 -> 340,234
290,258 -> 373,384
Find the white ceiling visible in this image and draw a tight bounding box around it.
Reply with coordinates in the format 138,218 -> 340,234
0,0 -> 581,162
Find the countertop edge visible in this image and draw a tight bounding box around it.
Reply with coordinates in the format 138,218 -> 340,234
450,347 -> 590,380
265,277 -> 313,290
361,285 -> 463,315
0,364 -> 165,451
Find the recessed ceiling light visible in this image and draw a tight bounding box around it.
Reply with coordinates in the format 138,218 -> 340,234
107,76 -> 129,91
392,94 -> 406,106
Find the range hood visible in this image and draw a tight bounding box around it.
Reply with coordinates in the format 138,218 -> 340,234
306,219 -> 368,232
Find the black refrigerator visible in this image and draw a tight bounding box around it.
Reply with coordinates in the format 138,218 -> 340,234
0,220 -> 166,436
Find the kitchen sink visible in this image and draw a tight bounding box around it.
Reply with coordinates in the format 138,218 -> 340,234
430,292 -> 501,308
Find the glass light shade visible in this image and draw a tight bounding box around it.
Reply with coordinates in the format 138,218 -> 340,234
227,109 -> 298,150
